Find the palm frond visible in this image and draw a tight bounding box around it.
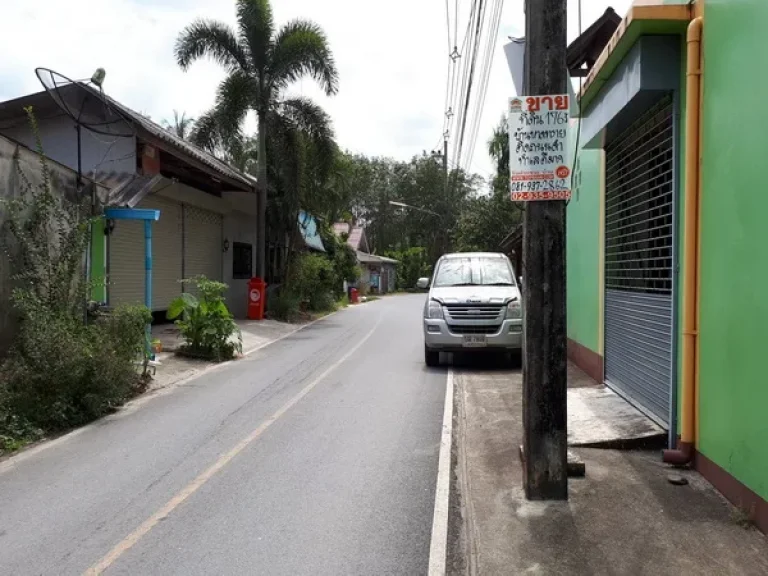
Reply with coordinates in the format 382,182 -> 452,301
278,96 -> 335,143
488,116 -> 509,174
269,19 -> 339,96
175,19 -> 250,72
189,110 -> 222,154
162,110 -> 196,139
211,71 -> 256,139
236,0 -> 274,71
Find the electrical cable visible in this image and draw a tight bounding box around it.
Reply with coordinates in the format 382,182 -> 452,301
454,0 -> 487,172
567,0 -> 583,206
463,0 -> 503,171
450,0 -> 480,168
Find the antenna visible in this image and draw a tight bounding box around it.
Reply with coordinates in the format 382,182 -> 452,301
35,67 -> 136,320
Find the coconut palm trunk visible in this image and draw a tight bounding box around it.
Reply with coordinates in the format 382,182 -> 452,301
257,111 -> 268,278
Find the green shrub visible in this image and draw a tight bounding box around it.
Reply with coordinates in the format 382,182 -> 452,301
269,288 -> 302,322
385,247 -> 431,290
167,276 -> 242,361
289,252 -> 337,312
0,109 -> 152,446
318,224 -> 360,298
0,303 -> 151,432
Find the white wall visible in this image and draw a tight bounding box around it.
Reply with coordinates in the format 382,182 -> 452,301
2,114 -> 136,180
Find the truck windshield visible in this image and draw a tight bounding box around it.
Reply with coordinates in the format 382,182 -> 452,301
433,257 -> 516,287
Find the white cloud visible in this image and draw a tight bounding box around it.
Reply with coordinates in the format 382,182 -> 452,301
1,0 -> 633,183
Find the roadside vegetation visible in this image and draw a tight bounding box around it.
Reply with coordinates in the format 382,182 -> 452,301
167,276 -> 243,361
0,111 -> 150,455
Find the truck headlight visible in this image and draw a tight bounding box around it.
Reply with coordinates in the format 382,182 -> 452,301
506,299 -> 522,319
427,300 -> 444,319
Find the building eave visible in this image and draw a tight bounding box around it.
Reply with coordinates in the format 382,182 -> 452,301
579,1 -> 693,113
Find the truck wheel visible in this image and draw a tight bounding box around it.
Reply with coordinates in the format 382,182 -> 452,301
425,346 -> 440,367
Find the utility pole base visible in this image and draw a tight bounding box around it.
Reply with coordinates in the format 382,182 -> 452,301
519,446 -> 585,479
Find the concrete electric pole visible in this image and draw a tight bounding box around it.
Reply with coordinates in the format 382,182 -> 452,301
522,0 -> 569,500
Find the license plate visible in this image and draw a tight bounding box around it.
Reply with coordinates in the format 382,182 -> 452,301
462,334 -> 487,347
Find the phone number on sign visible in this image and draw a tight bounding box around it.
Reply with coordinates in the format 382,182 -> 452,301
510,178 -> 568,192
511,190 -> 571,201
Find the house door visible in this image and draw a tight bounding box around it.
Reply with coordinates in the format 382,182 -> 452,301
603,96 -> 676,428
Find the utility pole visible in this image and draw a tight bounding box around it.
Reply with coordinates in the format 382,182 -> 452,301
522,0 -> 568,500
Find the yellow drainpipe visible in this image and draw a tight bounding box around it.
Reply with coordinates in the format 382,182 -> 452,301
663,15 -> 703,465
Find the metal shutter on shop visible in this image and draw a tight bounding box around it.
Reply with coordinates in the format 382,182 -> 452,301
604,97 -> 675,427
184,205 -> 223,286
108,218 -> 144,308
108,195 -> 183,311
139,195 -> 182,310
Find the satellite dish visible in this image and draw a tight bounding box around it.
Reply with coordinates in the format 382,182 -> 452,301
35,67 -> 139,322
35,67 -> 135,139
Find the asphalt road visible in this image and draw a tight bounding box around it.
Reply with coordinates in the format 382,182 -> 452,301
0,294 -> 448,575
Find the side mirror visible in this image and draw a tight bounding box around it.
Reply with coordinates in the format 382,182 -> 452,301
416,277 -> 430,290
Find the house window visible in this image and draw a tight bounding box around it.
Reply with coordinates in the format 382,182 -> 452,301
232,242 -> 253,279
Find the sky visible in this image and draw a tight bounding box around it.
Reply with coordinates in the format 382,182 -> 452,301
1,0 -> 633,183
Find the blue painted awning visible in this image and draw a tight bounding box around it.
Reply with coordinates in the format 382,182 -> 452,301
298,210 -> 325,252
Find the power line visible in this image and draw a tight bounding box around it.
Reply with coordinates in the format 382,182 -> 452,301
463,0 -> 503,170
448,2 -> 478,149
453,0 -> 486,171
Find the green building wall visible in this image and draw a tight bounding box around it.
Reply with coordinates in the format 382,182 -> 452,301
90,217 -> 106,302
697,0 -> 768,504
566,148 -> 602,357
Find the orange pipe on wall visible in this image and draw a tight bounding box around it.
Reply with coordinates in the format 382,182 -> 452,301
663,16 -> 702,466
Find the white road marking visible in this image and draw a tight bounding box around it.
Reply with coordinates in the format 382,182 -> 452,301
428,368 -> 454,576
83,313 -> 383,575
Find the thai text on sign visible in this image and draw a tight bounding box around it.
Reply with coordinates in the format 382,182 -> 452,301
508,95 -> 572,201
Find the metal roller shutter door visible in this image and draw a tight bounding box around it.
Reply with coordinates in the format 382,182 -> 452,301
108,218 -> 143,308
139,195 -> 182,310
108,195 -> 183,311
604,97 -> 675,427
184,205 -> 223,285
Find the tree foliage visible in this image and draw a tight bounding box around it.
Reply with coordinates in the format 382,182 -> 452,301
162,110 -> 196,140
176,0 -> 339,275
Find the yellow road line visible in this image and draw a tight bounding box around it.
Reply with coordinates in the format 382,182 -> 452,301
84,314 -> 383,575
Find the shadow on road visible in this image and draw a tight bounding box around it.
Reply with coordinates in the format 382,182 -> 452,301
437,351 -> 522,373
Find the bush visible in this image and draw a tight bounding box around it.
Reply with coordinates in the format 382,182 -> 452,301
289,252 -> 337,312
0,303 -> 151,432
318,224 -> 360,298
0,109 -> 152,447
269,288 -> 302,323
167,276 -> 242,361
385,247 -> 431,290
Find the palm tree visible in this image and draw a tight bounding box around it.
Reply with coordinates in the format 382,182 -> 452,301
488,116 -> 509,176
175,0 -> 339,278
162,110 -> 196,140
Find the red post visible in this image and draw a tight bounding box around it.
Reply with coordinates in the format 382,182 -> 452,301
247,277 -> 267,320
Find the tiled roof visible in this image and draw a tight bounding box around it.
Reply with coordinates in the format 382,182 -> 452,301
0,85 -> 256,191
356,251 -> 398,265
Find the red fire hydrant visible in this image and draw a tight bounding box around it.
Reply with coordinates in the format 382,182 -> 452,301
350,287 -> 359,304
247,277 -> 267,320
